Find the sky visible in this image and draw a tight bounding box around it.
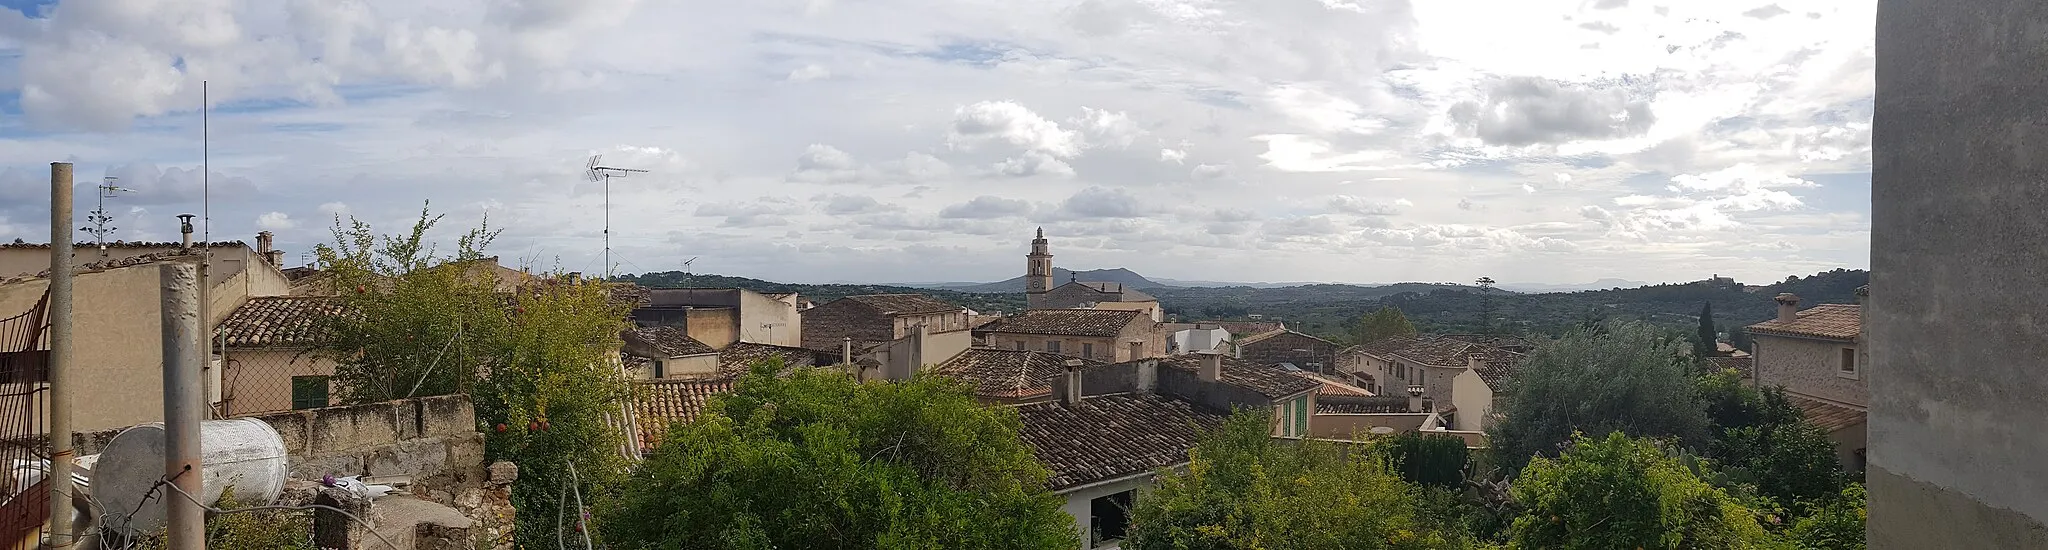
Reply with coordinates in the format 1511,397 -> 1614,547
0,0 -> 1874,286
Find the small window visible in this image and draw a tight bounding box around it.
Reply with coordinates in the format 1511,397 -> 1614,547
1089,490 -> 1135,547
1082,342 -> 1094,358
654,360 -> 666,379
1047,340 -> 1062,353
1014,341 -> 1025,351
291,376 -> 330,410
1840,347 -> 1859,377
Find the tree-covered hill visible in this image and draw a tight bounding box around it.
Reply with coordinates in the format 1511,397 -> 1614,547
613,271 -> 1028,313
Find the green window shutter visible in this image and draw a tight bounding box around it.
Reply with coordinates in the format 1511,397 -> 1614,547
292,376 -> 331,410
1293,397 -> 1307,436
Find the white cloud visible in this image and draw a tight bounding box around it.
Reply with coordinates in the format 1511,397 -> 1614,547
0,0 -> 1874,285
256,211 -> 297,230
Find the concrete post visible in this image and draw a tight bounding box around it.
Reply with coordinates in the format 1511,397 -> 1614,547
47,162 -> 75,548
158,263 -> 204,550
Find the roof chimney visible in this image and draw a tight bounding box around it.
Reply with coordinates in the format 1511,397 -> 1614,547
1855,285 -> 1869,308
177,214 -> 196,250
1774,293 -> 1801,323
1467,353 -> 1483,371
1062,359 -> 1085,406
256,231 -> 282,266
1406,385 -> 1426,413
1198,351 -> 1222,383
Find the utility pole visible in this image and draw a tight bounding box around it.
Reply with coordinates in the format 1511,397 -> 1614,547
47,162 -> 75,548
158,263 -> 204,550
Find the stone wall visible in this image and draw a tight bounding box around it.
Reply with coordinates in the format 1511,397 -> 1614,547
1752,334 -> 1865,407
76,394 -> 515,548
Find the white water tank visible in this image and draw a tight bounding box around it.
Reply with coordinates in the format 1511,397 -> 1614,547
93,418 -> 289,534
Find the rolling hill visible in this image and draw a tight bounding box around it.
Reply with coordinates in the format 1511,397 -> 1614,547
922,268 -> 1164,293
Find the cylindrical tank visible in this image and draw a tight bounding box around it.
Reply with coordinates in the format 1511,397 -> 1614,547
92,418 -> 289,534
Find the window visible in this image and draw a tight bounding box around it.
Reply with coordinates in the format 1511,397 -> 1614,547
653,360 -> 666,379
1840,347 -> 1859,378
1047,340 -> 1062,353
291,376 -> 330,410
1013,340 -> 1025,351
1089,490 -> 1135,547
1082,342 -> 1094,358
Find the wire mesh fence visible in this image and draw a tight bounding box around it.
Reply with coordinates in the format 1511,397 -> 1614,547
217,347 -> 337,418
0,294 -> 50,550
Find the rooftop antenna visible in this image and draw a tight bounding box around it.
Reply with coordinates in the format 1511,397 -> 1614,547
585,154 -> 648,281
80,176 -> 129,254
681,256 -> 697,274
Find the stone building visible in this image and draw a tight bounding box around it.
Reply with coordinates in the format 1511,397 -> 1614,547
1744,291 -> 1867,472
631,287 -> 803,349
1234,327 -> 1338,372
800,294 -> 973,379
1021,229 -> 1161,320
976,309 -> 1164,362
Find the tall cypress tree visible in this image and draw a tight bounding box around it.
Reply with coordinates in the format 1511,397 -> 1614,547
1695,301 -> 1718,360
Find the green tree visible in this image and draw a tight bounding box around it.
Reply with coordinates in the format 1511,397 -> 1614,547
1696,369 -> 1845,515
597,361 -> 1078,549
1488,321 -> 1711,473
1695,301 -> 1718,361
1385,432 -> 1469,489
311,204 -> 634,548
1510,433 -> 1771,549
1785,485 -> 1866,550
1353,307 -> 1420,345
1125,412 -> 1459,550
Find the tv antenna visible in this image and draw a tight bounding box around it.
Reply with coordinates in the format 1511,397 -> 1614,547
682,256 -> 697,273
585,154 -> 648,281
79,176 -> 129,254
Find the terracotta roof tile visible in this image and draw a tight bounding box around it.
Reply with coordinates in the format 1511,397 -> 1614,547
1206,321 -> 1284,337
623,326 -> 718,358
1787,393 -> 1866,434
931,349 -> 1103,400
215,296 -> 350,348
1746,304 -> 1861,341
632,379 -> 737,451
843,294 -> 963,315
981,309 -> 1142,338
1154,355 -> 1321,399
1015,393 -> 1227,489
1390,338 -> 1480,367
715,342 -> 827,378
1471,347 -> 1528,388
1292,371 -> 1372,397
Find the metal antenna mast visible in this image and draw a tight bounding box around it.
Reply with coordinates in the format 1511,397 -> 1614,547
585,154 -> 647,280
80,176 -> 128,254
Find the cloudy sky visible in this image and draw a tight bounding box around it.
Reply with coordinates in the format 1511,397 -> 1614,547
0,0 -> 1872,286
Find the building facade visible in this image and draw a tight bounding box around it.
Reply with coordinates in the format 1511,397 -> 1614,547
1745,292 -> 1867,472
978,309 -> 1164,363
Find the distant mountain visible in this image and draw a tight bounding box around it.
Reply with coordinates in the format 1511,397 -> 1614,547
614,271 -> 1028,313
1149,278 -> 1322,289
1495,278 -> 1651,293
925,268 -> 1166,293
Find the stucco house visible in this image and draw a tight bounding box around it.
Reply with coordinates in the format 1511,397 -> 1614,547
213,296 -> 349,415
621,325 -> 722,379
1745,290 -> 1868,472
1333,334 -> 1527,432
632,288 -> 804,349
801,293 -> 973,380
977,309 -> 1164,362
1015,352 -> 1319,548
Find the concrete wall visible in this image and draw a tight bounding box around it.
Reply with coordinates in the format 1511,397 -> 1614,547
222,348 -> 340,416
1450,369 -> 1493,432
0,263 -> 168,431
736,290 -> 801,347
684,308 -> 739,349
1309,412 -> 1434,439
1753,335 -> 1865,407
652,354 -> 721,379
1869,0 -> 2048,545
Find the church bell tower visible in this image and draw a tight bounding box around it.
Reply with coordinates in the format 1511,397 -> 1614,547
1026,227 -> 1053,309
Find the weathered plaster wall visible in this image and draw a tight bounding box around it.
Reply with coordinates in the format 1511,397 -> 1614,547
1753,335 -> 1865,407
1450,369 -> 1493,432
0,263 -> 167,431
222,348 -> 339,416
1870,0 -> 2048,545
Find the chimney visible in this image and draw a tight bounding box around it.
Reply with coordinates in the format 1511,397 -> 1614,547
1062,359 -> 1085,406
1774,293 -> 1801,323
1199,351 -> 1222,383
177,214 -> 196,249
1855,285 -> 1869,308
1467,353 -> 1483,371
1406,385 -> 1426,413
256,231 -> 283,266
